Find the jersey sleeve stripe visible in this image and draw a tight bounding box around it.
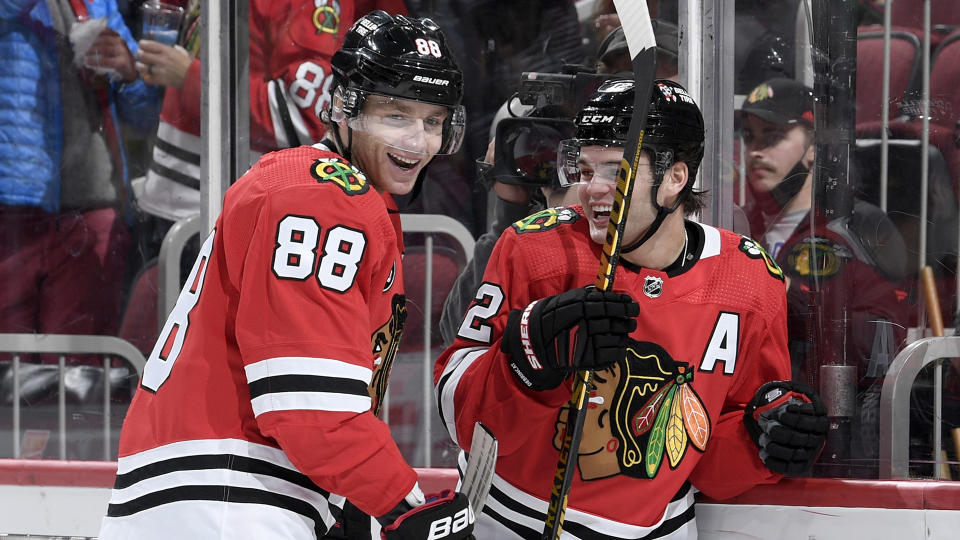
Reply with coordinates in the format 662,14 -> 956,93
247,374 -> 370,399
268,79 -> 295,148
435,346 -> 487,446
155,121 -> 202,164
250,391 -> 372,416
245,356 -> 373,384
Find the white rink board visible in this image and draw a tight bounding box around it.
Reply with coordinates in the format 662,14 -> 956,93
3,483 -> 960,539
0,484 -> 110,537
698,503 -> 960,540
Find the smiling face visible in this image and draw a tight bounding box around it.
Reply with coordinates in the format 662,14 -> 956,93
577,147 -> 667,249
344,95 -> 449,195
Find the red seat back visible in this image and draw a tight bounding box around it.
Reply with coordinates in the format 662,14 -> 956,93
857,28 -> 922,123
117,263 -> 159,357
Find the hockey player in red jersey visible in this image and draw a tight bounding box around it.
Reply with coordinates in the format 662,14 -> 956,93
435,79 -> 828,538
134,0 -> 408,221
100,11 -> 473,540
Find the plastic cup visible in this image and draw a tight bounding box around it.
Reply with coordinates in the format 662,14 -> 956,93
141,1 -> 183,46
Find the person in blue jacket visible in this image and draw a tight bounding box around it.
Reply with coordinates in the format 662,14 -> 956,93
0,0 -> 159,343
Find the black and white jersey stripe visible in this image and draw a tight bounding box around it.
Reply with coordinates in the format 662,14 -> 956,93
466,463 -> 696,538
435,346 -> 488,446
268,79 -> 312,149
150,121 -> 202,190
103,439 -> 343,537
244,356 -> 373,416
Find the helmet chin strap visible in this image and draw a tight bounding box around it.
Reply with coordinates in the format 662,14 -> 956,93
620,182 -> 683,254
761,158 -> 809,213
328,123 -> 354,162
621,150 -> 682,254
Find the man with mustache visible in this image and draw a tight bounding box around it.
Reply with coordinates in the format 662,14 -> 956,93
739,77 -> 911,474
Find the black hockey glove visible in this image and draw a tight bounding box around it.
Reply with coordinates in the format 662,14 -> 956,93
502,286 -> 639,391
378,490 -> 474,540
744,380 -> 829,475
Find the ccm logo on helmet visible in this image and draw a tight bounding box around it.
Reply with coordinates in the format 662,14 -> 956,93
580,114 -> 614,124
427,506 -> 474,540
413,75 -> 450,86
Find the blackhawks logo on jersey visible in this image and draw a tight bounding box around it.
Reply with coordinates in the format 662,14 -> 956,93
312,0 -> 340,35
559,340 -> 710,481
785,236 -> 850,281
511,207 -> 579,234
311,158 -> 369,195
738,237 -> 784,281
369,294 -> 406,416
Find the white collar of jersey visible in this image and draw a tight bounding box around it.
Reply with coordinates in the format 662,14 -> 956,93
698,222 -> 721,259
313,140 -> 337,153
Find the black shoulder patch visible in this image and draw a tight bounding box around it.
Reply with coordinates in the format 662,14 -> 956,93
310,157 -> 369,195
511,207 -> 579,234
738,236 -> 784,281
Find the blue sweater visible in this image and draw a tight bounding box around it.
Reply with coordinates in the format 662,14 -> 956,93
0,0 -> 158,212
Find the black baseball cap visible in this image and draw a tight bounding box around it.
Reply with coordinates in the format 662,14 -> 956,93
737,78 -> 814,126
597,20 -> 679,66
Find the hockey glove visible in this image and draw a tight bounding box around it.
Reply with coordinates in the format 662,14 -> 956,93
378,490 -> 474,540
502,286 -> 639,391
744,380 -> 829,475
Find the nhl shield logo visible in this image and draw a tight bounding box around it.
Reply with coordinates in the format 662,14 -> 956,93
643,276 -> 663,298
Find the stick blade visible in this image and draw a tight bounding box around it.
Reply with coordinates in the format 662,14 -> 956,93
461,422 -> 498,513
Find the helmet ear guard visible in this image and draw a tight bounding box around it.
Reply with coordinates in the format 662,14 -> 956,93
323,84 -> 362,125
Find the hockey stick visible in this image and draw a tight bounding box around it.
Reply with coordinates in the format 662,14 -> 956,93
541,2 -> 657,538
460,422 -> 498,513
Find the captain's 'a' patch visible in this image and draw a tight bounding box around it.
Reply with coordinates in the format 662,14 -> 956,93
511,207 -> 579,234
311,158 -> 369,195
738,237 -> 784,281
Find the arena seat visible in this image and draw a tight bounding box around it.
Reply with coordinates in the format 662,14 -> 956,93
399,245 -> 464,353
117,261 -> 159,358
857,31 -> 960,202
927,30 -> 960,128
856,28 -> 922,124
852,139 -> 959,325
889,0 -> 960,50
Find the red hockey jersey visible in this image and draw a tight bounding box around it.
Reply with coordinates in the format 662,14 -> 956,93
435,207 -> 791,539
101,146 -> 413,539
137,0 -> 408,220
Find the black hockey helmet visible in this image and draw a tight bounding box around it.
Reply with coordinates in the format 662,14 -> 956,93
559,78 -> 704,190
324,11 -> 466,156
559,78 -> 706,251
331,10 -> 464,109
645,79 -> 706,185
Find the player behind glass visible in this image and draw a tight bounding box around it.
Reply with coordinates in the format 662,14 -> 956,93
99,11 -> 473,540
435,79 -> 828,538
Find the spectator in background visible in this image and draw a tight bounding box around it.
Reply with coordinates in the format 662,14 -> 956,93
130,0 -> 408,262
438,109 -> 582,346
439,19 -> 682,346
738,77 -> 911,474
595,20 -> 679,80
402,0 -> 585,236
0,0 -> 159,339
